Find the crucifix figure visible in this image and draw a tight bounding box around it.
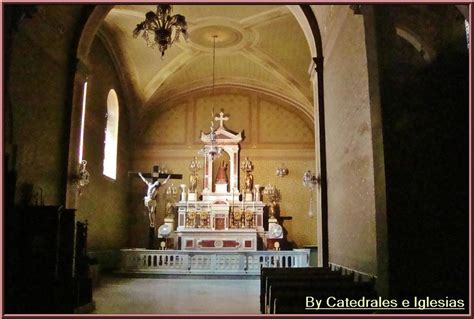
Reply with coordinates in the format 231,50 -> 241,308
214,111 -> 229,128
129,166 -> 182,249
138,172 -> 170,228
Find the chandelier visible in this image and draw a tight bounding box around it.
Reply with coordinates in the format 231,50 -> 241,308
198,35 -> 224,161
132,5 -> 188,57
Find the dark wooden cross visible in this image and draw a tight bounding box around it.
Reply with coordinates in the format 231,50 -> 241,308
129,165 -> 182,250
128,165 -> 183,182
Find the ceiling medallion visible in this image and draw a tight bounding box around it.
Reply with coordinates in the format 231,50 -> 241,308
132,5 -> 188,57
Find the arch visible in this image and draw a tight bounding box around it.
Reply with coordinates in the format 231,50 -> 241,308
395,26 -> 434,62
76,5 -> 114,65
72,5 -> 328,262
103,89 -> 119,179
295,5 -> 328,267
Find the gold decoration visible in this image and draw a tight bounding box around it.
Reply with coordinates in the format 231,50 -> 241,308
244,210 -> 254,228
186,210 -> 196,228
199,211 -> 210,228
233,208 -> 242,220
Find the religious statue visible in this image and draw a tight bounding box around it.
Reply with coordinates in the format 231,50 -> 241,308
138,172 -> 170,227
245,174 -> 254,194
241,157 -> 254,194
164,184 -> 177,219
215,161 -> 228,184
188,156 -> 201,193
165,201 -> 174,219
189,174 -> 198,193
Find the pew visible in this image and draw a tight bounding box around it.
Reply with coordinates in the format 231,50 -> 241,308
260,267 -> 376,314
260,267 -> 338,313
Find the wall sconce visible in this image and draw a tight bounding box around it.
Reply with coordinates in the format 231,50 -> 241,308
302,170 -> 320,218
303,170 -> 320,188
76,160 -> 90,196
276,163 -> 289,177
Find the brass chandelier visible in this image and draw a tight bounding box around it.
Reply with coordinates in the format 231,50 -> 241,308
132,5 -> 188,57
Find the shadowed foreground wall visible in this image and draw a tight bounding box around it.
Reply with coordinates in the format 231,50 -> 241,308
8,5 -> 85,206
373,5 -> 469,299
129,87 -> 317,248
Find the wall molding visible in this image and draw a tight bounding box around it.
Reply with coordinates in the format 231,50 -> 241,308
132,148 -> 315,161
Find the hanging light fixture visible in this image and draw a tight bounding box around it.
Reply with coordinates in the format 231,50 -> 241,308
303,170 -> 320,218
198,35 -> 224,161
132,5 -> 188,57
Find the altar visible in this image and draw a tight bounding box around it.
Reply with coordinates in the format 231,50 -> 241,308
120,111 -> 309,275
164,112 -> 267,251
176,201 -> 265,251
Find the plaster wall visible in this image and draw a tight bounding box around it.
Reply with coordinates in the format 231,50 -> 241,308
75,38 -> 131,250
130,88 -> 316,248
8,6 -> 84,206
323,11 -> 378,275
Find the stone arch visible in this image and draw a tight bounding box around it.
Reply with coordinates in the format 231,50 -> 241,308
291,5 -> 328,267
69,5 -> 328,259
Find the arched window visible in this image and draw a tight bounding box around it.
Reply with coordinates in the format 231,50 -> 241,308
103,89 -> 119,179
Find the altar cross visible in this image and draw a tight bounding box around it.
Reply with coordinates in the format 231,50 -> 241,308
215,111 -> 229,128
128,165 -> 183,182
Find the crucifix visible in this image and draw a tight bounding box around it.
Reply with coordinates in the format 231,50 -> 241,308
129,166 -> 182,249
215,111 -> 229,128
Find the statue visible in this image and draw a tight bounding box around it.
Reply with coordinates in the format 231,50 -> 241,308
165,201 -> 174,219
189,173 -> 198,193
188,156 -> 201,193
245,173 -> 254,193
138,172 -> 170,227
241,157 -> 254,193
164,184 -> 177,219
215,161 -> 228,184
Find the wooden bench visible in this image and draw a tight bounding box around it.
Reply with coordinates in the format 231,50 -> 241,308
260,267 -> 338,313
260,267 -> 376,314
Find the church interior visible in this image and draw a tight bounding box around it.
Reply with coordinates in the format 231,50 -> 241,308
3,4 -> 470,315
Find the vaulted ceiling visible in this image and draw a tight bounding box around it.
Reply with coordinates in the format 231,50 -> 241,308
99,5 -> 313,119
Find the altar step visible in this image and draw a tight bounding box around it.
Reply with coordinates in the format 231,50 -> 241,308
115,273 -> 260,280
119,249 -> 310,276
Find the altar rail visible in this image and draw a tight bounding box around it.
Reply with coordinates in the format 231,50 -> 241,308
119,249 -> 309,275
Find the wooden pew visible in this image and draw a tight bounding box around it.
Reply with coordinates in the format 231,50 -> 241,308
272,287 -> 377,314
265,274 -> 354,312
260,267 -> 376,314
260,267 -> 338,313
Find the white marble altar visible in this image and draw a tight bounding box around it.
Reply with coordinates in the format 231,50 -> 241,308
169,112 -> 268,251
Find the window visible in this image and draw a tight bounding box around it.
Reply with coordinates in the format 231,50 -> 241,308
465,20 -> 470,48
78,81 -> 88,163
103,89 -> 119,179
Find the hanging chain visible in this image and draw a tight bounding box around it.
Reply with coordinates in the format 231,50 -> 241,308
211,35 -> 218,119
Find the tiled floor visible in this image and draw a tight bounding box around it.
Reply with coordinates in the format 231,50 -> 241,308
92,275 -> 260,314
